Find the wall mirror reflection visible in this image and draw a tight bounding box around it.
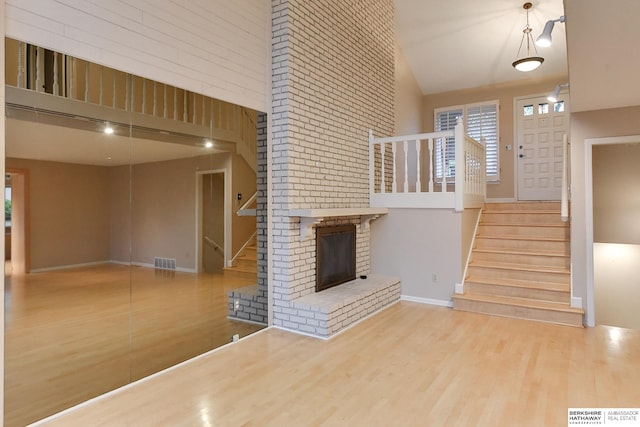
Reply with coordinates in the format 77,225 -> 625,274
4,37 -> 267,427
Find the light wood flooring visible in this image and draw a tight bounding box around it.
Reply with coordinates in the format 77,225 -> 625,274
33,301 -> 640,427
4,263 -> 265,427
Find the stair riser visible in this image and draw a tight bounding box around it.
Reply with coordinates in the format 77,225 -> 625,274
465,281 -> 570,303
482,212 -> 566,224
236,258 -> 257,267
453,298 -> 583,327
467,265 -> 569,284
471,252 -> 570,269
483,202 -> 561,212
474,238 -> 569,254
478,225 -> 568,239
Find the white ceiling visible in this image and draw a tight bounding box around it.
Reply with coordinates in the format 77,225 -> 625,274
395,0 -> 567,95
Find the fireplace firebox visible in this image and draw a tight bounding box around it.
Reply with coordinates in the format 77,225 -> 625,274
316,224 -> 356,292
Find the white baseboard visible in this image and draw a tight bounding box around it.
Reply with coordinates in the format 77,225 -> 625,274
571,296 -> 583,309
30,260 -> 110,273
401,295 -> 453,308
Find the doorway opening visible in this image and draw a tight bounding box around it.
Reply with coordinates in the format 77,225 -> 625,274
196,169 -> 229,273
586,135 -> 640,329
5,169 -> 29,274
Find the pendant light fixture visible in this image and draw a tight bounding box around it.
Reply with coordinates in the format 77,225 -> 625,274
512,2 -> 544,72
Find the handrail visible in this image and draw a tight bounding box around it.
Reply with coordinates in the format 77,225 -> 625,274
203,236 -> 224,255
231,231 -> 258,265
237,191 -> 257,213
561,133 -> 570,222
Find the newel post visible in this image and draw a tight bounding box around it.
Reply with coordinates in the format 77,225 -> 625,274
454,117 -> 465,212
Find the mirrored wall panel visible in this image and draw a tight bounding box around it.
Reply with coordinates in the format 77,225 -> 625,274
4,37 -> 267,427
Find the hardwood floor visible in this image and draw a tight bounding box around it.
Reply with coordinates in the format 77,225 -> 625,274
31,302 -> 640,427
4,263 -> 265,427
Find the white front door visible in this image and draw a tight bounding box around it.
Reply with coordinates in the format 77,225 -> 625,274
516,94 -> 570,201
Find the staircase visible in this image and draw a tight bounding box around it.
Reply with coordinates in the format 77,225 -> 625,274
224,243 -> 257,279
453,202 -> 584,327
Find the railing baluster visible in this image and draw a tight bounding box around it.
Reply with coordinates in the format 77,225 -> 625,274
163,84 -> 168,118
35,47 -> 44,93
173,86 -> 177,120
84,60 -> 89,102
153,81 -> 157,116
403,140 -> 409,192
126,74 -> 131,111
183,90 -> 188,122
98,65 -> 103,106
441,137 -> 447,192
112,71 -> 116,108
428,139 -> 434,193
17,42 -> 26,89
201,95 -> 206,126
69,57 -> 75,99
392,142 -> 397,193
53,52 -> 60,96
192,92 -> 197,124
381,143 -> 386,194
415,139 -> 421,192
142,78 -> 146,114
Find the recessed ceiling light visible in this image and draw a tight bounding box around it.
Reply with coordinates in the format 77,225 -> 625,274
104,123 -> 114,134
204,140 -> 213,148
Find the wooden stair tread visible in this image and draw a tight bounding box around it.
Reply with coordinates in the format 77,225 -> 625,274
483,209 -> 562,214
469,261 -> 569,274
479,222 -> 568,228
472,247 -> 568,258
476,234 -> 568,242
465,276 -> 570,292
453,293 -> 583,314
224,265 -> 257,274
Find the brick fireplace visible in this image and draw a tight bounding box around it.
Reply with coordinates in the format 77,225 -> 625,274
271,210 -> 400,338
270,0 -> 397,338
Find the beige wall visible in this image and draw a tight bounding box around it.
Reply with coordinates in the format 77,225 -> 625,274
594,243 -> 640,329
7,158 -> 111,270
592,143 -> 640,244
395,45 -> 423,135
570,105 -> 640,325
7,152 -> 254,272
422,75 -> 568,199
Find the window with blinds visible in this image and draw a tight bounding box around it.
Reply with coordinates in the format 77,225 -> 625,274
434,100 -> 499,182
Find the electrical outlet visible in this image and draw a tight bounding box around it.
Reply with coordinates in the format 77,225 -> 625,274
234,298 -> 240,311
432,273 -> 438,283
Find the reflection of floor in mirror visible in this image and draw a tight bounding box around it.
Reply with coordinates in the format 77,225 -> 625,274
3,263 -> 265,427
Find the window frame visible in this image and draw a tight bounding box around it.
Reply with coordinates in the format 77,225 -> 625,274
434,100 -> 500,182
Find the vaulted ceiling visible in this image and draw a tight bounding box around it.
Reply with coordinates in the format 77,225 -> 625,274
394,0 -> 567,95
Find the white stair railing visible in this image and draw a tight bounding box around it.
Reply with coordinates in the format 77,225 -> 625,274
561,133 -> 570,222
369,118 -> 485,210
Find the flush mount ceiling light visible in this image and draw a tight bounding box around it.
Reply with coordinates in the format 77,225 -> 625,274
203,139 -> 214,148
536,15 -> 565,47
512,2 -> 544,72
547,83 -> 569,102
103,122 -> 114,134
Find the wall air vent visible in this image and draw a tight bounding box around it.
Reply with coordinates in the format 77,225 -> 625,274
154,257 -> 177,270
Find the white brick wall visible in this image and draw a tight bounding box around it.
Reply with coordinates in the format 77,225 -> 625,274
5,0 -> 270,112
271,0 -> 396,335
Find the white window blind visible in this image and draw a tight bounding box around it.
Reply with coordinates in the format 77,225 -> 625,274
434,100 -> 499,181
